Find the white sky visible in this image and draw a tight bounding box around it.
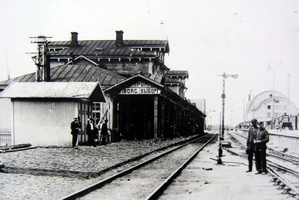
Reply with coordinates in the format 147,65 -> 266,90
0,0 -> 298,126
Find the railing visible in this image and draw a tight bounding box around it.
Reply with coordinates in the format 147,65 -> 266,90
0,132 -> 12,146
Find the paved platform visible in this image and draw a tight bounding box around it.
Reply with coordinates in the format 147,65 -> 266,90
268,130 -> 299,156
161,138 -> 294,200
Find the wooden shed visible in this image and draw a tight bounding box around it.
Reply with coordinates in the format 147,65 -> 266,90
0,82 -> 105,146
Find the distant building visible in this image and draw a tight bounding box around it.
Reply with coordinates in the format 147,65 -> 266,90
244,90 -> 299,129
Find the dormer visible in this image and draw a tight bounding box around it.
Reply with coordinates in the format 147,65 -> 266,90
165,70 -> 189,98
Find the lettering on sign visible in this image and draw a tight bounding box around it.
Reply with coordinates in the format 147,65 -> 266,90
131,81 -> 152,88
120,81 -> 161,95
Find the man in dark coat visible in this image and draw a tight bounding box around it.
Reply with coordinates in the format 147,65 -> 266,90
246,119 -> 258,172
254,122 -> 269,174
86,118 -> 96,147
101,119 -> 108,145
71,117 -> 81,148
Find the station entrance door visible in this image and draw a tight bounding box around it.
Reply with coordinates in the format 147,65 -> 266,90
115,95 -> 155,139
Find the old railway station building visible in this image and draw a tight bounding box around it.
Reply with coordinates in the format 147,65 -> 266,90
0,31 -> 205,146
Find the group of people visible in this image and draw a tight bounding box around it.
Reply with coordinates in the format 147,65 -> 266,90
246,118 -> 270,174
70,117 -> 108,148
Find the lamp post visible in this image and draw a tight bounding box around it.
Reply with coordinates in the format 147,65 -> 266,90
217,72 -> 238,164
270,93 -> 276,129
268,65 -> 275,129
209,110 -> 215,130
230,110 -> 233,127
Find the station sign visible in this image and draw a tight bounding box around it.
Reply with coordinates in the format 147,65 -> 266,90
120,81 -> 161,95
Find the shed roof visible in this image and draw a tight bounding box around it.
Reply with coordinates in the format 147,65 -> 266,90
0,82 -> 105,102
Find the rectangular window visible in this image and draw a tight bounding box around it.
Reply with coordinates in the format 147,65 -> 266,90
92,102 -> 101,124
267,105 -> 271,109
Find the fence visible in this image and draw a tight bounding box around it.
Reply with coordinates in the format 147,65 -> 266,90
0,132 -> 12,146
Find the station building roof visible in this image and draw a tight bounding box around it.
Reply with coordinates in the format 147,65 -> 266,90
0,64 -> 126,89
165,70 -> 189,78
47,31 -> 170,60
49,40 -> 169,57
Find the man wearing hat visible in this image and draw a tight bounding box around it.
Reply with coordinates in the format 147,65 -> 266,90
86,118 -> 97,147
70,117 -> 81,148
246,119 -> 258,172
254,121 -> 269,174
100,119 -> 108,145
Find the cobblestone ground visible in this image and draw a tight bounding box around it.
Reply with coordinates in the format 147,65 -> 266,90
0,136 -> 195,199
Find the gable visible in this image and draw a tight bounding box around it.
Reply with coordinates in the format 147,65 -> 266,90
65,55 -> 99,66
105,75 -> 164,95
120,80 -> 161,95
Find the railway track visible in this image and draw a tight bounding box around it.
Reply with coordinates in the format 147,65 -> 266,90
268,151 -> 299,165
227,131 -> 299,199
60,133 -> 217,200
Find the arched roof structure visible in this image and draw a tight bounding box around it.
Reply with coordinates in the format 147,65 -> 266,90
247,90 -> 298,112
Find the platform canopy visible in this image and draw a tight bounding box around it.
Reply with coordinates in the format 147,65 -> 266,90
0,82 -> 105,102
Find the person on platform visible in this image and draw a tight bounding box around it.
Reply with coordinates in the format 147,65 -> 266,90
246,118 -> 258,173
101,119 -> 108,145
86,118 -> 96,147
93,122 -> 99,145
70,117 -> 81,148
254,122 -> 269,174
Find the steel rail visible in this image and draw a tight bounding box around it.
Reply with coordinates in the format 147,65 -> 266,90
267,160 -> 299,177
267,166 -> 298,197
268,153 -> 299,165
268,150 -> 299,162
145,134 -> 217,200
60,134 -> 215,200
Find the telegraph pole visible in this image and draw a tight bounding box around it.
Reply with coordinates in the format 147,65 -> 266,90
29,36 -> 52,82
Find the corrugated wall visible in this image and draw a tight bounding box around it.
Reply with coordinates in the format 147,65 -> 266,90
0,99 -> 12,145
13,100 -> 78,146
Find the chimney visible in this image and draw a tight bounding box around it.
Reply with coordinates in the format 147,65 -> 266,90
71,32 -> 78,47
33,36 -> 51,82
43,53 -> 51,81
115,30 -> 124,47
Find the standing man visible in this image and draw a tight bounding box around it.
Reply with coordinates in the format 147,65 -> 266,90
246,119 -> 258,172
86,118 -> 96,147
254,122 -> 269,174
71,117 -> 81,148
101,119 -> 108,145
